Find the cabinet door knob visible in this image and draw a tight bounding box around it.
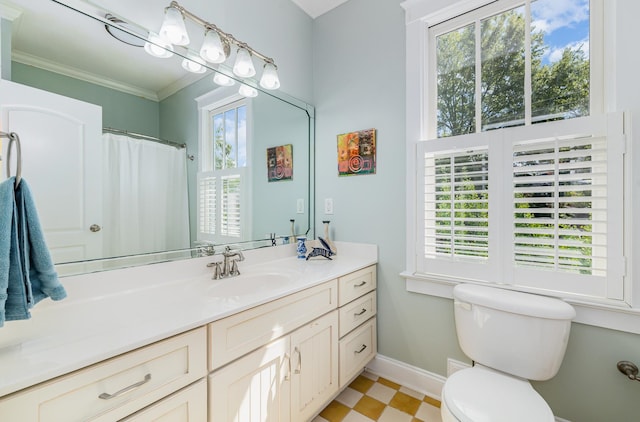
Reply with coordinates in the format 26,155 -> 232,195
89,224 -> 101,232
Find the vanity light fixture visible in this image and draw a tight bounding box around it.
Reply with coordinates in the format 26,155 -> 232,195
200,30 -> 227,64
144,33 -> 174,58
159,5 -> 190,45
181,52 -> 206,73
260,62 -> 281,90
232,46 -> 256,78
213,73 -> 235,87
149,1 -> 281,93
238,84 -> 258,98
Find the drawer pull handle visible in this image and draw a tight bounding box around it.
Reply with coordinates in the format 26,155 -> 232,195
354,308 -> 367,317
294,347 -> 302,374
355,344 -> 367,354
353,281 -> 367,288
98,373 -> 152,400
284,353 -> 291,381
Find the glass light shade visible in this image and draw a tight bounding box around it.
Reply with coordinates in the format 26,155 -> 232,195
213,73 -> 235,86
144,33 -> 174,58
181,53 -> 206,73
200,30 -> 226,63
259,63 -> 280,90
233,47 -> 256,78
238,84 -> 258,98
159,6 -> 190,46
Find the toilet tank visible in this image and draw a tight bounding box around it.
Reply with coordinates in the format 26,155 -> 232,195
453,283 -> 575,381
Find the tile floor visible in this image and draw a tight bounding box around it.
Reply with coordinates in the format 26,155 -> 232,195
313,371 -> 442,422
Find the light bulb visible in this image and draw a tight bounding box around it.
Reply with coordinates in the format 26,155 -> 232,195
200,30 -> 226,64
144,33 -> 174,58
213,73 -> 235,86
259,62 -> 280,90
238,84 -> 258,98
233,47 -> 256,78
159,6 -> 190,46
181,53 -> 206,73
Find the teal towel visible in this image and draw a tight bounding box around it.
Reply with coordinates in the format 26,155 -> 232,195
0,177 -> 66,327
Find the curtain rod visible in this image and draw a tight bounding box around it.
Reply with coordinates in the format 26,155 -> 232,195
103,127 -> 186,150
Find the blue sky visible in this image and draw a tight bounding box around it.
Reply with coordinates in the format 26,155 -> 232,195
531,0 -> 590,64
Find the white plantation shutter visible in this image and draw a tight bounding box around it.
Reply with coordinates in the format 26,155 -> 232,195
424,149 -> 489,260
198,174 -> 217,239
417,139 -> 498,282
512,136 -> 607,276
417,113 -> 625,301
221,175 -> 241,238
197,172 -> 244,242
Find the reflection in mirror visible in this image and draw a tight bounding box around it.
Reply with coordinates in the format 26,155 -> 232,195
0,0 -> 314,275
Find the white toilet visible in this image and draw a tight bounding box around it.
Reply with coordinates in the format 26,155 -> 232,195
441,283 -> 576,422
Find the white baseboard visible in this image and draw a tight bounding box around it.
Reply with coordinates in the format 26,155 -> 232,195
365,353 -> 446,401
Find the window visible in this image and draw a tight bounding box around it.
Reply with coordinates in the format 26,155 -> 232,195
431,0 -> 595,138
413,0 -> 626,304
198,98 -> 251,244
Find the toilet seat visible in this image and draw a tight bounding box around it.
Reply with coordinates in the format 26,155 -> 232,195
442,366 -> 555,422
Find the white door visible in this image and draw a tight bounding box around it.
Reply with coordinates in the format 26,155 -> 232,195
0,79 -> 103,263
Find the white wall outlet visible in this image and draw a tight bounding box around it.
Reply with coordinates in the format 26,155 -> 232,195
296,198 -> 304,214
447,358 -> 471,377
324,198 -> 334,214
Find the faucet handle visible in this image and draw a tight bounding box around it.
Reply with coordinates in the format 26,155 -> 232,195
230,260 -> 241,276
207,261 -> 223,279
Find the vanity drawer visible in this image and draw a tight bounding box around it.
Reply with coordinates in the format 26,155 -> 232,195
121,379 -> 207,422
339,291 -> 377,338
338,265 -> 376,306
209,279 -> 338,370
0,327 -> 207,422
339,317 -> 377,388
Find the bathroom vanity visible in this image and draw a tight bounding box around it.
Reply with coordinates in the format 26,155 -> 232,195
0,242 -> 377,421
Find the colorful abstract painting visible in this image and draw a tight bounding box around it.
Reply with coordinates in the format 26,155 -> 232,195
267,144 -> 293,182
337,128 -> 376,176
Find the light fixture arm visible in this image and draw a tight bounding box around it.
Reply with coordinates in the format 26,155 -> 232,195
168,1 -> 276,67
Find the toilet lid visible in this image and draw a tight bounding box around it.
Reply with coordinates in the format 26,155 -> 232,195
442,367 -> 555,422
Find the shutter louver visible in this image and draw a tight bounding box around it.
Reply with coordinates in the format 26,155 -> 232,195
513,136 -> 607,276
199,175 -> 216,236
221,175 -> 241,238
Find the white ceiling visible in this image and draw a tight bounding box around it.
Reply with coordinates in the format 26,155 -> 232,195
0,0 -> 349,101
290,0 -> 351,19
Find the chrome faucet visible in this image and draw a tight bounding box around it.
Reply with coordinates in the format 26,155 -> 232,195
195,241 -> 216,257
207,246 -> 245,279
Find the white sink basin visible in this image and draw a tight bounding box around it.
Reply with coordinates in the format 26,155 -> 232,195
206,272 -> 297,299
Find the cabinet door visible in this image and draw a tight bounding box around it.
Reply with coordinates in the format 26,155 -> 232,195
290,311 -> 339,422
209,336 -> 291,422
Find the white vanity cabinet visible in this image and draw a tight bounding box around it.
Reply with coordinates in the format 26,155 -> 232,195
0,254 -> 378,422
207,281 -> 340,422
337,265 -> 377,387
0,327 -> 207,422
208,264 -> 377,421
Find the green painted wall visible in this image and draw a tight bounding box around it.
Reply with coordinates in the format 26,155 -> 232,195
1,18 -> 11,80
312,0 -> 640,421
11,62 -> 159,136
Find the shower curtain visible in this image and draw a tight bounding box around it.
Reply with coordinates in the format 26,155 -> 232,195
102,133 -> 190,258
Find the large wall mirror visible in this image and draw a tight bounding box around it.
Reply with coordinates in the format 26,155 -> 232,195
0,0 -> 314,275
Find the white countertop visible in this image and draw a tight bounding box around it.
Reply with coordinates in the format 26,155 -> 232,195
0,242 -> 377,397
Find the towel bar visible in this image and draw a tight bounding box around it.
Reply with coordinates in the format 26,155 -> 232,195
1,131 -> 21,188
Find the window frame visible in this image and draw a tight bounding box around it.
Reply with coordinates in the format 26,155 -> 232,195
196,87 -> 253,245
402,0 -> 638,333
